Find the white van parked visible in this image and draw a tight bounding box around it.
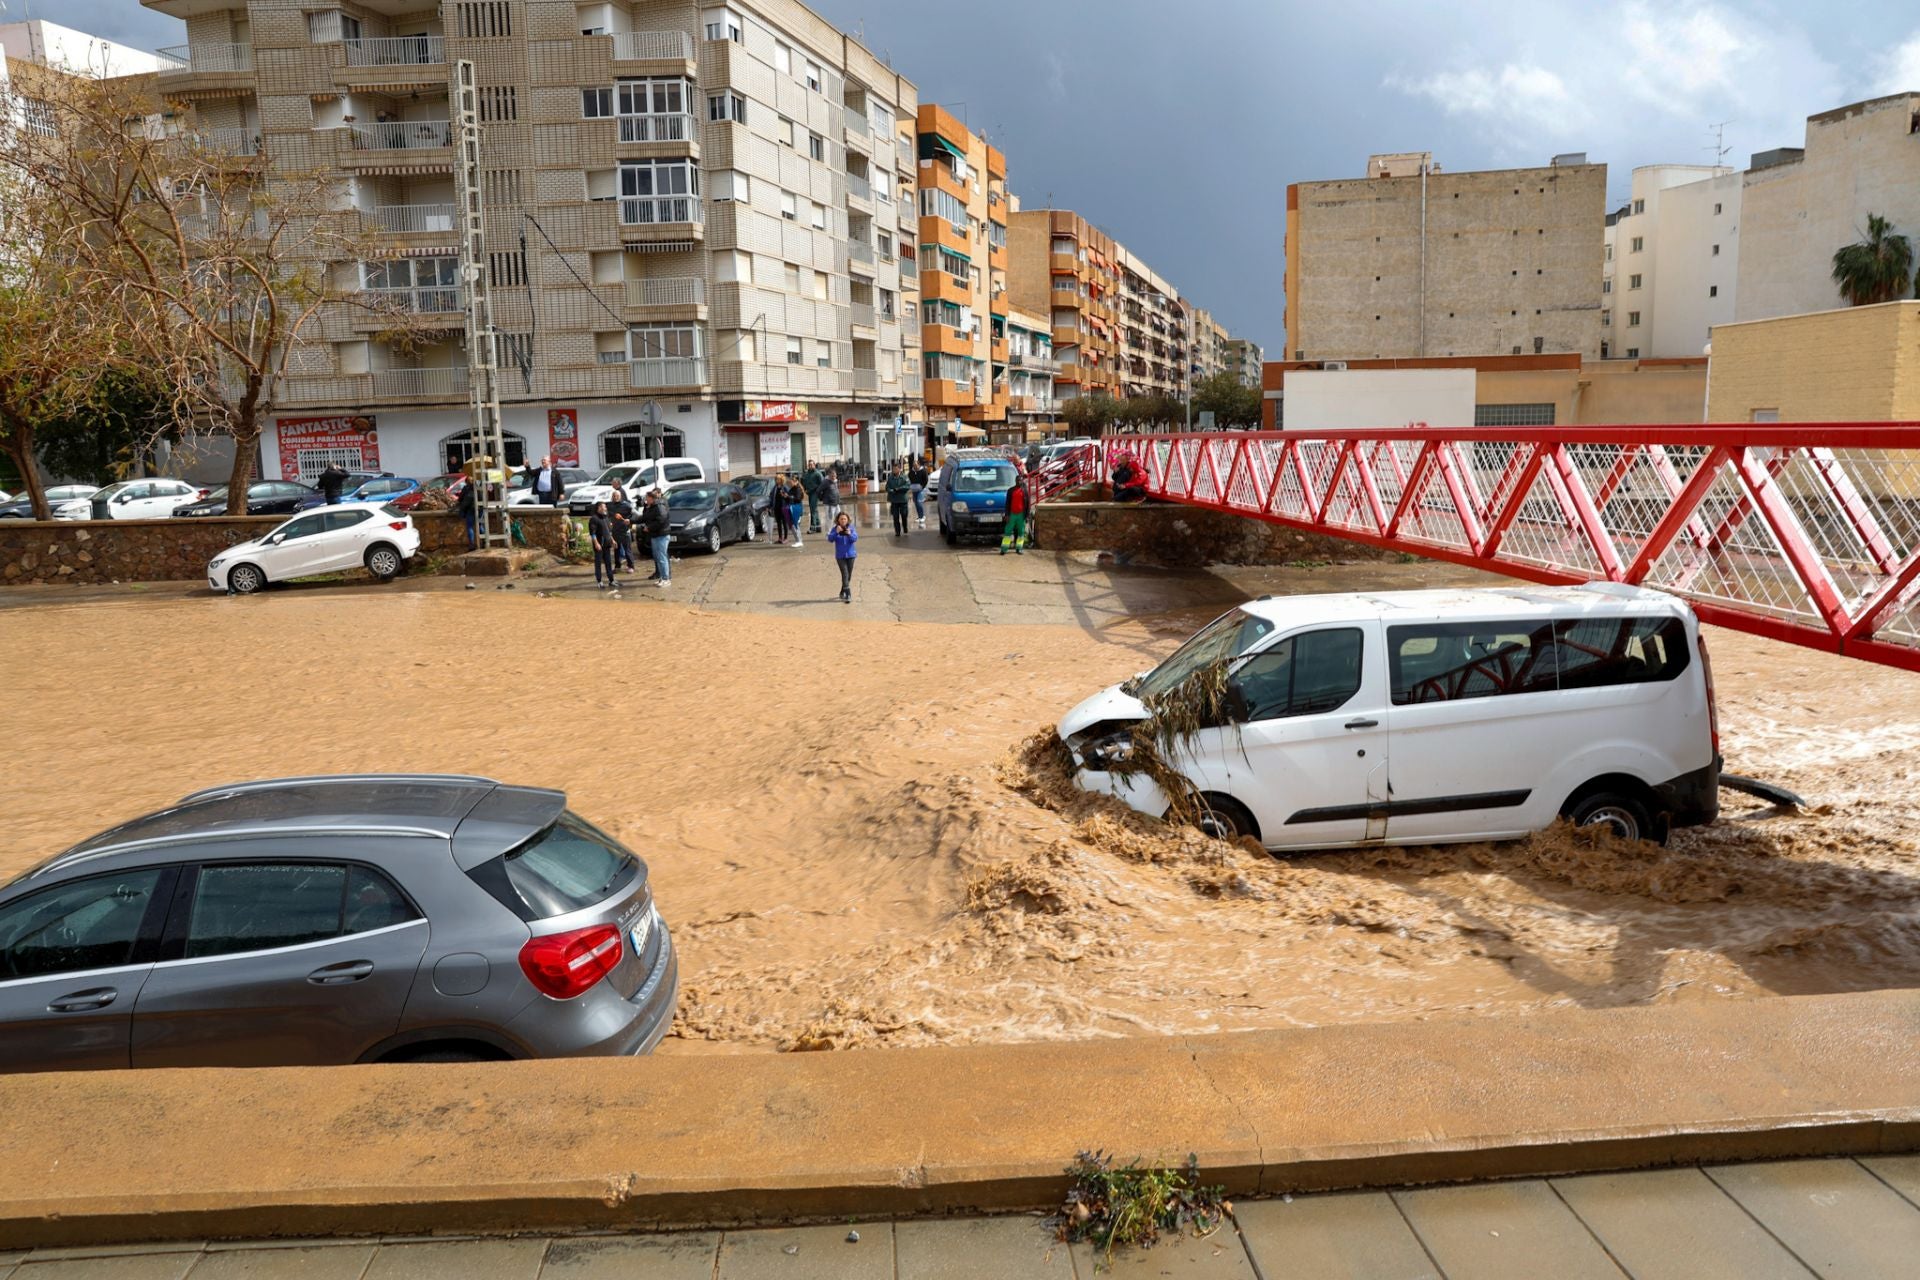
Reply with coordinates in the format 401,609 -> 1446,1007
567,458 -> 705,514
1059,584 -> 1720,850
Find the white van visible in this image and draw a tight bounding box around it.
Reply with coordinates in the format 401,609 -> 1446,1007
567,458 -> 706,514
1058,584 -> 1720,849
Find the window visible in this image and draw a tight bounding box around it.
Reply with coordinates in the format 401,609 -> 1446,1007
1713,202 -> 1723,215
616,77 -> 693,139
710,170 -> 750,203
1228,628 -> 1364,721
1605,244 -> 1612,261
780,190 -> 798,221
627,322 -> 700,360
820,416 -> 842,457
879,287 -> 896,319
1389,621 -> 1561,705
808,132 -> 825,162
1630,236 -> 1643,252
0,869 -> 164,980
582,87 -> 613,118
921,186 -> 969,231
1555,617 -> 1690,689
1711,244 -> 1720,256
1627,311 -> 1641,326
786,335 -> 803,365
816,338 -> 832,367
779,116 -> 796,147
1473,403 -> 1556,427
811,201 -> 827,230
804,60 -> 822,93
1708,285 -> 1718,298
1632,198 -> 1644,214
707,92 -> 746,123
1602,279 -> 1612,294
618,160 -> 700,223
872,169 -> 891,201
774,42 -> 792,74
1601,310 -> 1611,326
1625,347 -> 1639,358
184,864 -> 417,959
784,262 -> 801,291
812,269 -> 829,301
1628,274 -> 1642,289
876,230 -> 893,260
705,12 -> 742,42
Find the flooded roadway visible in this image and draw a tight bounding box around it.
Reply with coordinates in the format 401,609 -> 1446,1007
3,547 -> 1917,1053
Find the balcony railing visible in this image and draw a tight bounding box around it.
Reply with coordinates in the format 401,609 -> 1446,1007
344,35 -> 444,66
361,286 -> 463,314
846,171 -> 871,202
843,108 -> 869,137
896,136 -> 913,166
849,239 -> 873,264
350,121 -> 452,150
619,196 -> 703,226
851,301 -> 875,328
373,367 -> 468,397
899,256 -> 918,280
853,368 -> 878,392
630,356 -> 708,388
367,203 -> 456,234
624,276 -> 705,307
191,127 -> 260,157
617,112 -> 695,143
1011,352 -> 1058,372
158,43 -> 252,74
611,30 -> 696,61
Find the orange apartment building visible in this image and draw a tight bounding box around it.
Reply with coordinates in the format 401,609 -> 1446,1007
1008,208 -> 1124,402
914,104 -> 1008,436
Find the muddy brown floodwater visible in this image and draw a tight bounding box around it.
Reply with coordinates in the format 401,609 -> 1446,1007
5,578 -> 1919,1054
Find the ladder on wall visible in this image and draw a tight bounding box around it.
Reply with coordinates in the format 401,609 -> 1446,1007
452,58 -> 510,549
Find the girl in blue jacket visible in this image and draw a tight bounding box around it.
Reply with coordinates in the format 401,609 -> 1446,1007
827,511 -> 858,603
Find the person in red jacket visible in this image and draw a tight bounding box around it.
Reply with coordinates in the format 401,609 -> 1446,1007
1000,477 -> 1030,555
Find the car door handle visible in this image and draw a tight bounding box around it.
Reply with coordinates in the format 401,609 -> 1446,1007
48,987 -> 117,1012
1344,718 -> 1380,730
307,960 -> 375,985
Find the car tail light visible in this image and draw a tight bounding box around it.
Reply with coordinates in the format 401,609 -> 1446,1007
518,924 -> 622,999
389,520 -> 408,530
1697,631 -> 1720,756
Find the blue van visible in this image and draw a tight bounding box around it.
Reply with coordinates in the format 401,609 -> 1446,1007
937,452 -> 1021,545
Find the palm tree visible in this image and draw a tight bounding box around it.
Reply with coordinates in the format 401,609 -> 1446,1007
1830,213 -> 1915,306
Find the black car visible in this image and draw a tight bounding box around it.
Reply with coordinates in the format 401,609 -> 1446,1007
732,474 -> 780,531
174,480 -> 324,517
666,484 -> 758,554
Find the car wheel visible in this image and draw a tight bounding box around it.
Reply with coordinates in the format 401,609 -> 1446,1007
365,544 -> 404,581
1191,793 -> 1259,845
706,524 -> 722,555
943,518 -> 957,546
743,513 -> 758,542
227,563 -> 266,595
1566,790 -> 1658,844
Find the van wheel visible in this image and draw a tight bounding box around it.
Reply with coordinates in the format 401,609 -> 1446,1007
365,544 -> 403,581
1190,793 -> 1259,845
943,519 -> 957,546
1567,791 -> 1657,844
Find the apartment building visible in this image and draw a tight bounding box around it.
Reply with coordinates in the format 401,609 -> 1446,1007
1007,208 -> 1119,402
140,0 -> 923,483
913,104 -> 1008,439
1189,307 -> 1229,380
1109,244 -> 1189,401
1599,165 -> 1739,360
1224,337 -> 1262,388
1003,307 -> 1057,435
1285,152 -> 1607,362
0,19 -> 178,76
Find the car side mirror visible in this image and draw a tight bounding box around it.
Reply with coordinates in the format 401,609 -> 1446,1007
270,533 -> 286,544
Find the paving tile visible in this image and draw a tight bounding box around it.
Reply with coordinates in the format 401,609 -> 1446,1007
1234,1191 -> 1439,1280
1707,1159 -> 1920,1277
1550,1168 -> 1813,1280
1392,1180 -> 1625,1280
362,1238 -> 547,1280
1861,1153 -> 1920,1210
1067,1227 -> 1256,1278
203,1240 -> 379,1252
12,1256 -> 200,1280
895,1217 -> 1073,1278
539,1233 -> 721,1278
714,1224 -> 891,1280
25,1244 -> 205,1262
185,1245 -> 378,1279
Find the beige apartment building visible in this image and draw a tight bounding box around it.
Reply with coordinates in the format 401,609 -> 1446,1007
1189,306 -> 1229,380
141,0 -> 923,483
1224,337 -> 1262,388
913,104 -> 1008,440
1285,151 -> 1607,363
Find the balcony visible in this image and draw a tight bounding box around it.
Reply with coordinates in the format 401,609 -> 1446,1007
846,171 -> 871,204
350,121 -> 452,151
896,136 -> 914,170
1011,352 -> 1058,372
619,196 -> 703,228
190,127 -> 260,157
849,239 -> 874,266
851,301 -> 876,329
359,286 -> 463,316
630,357 -> 708,389
157,42 -> 252,75
853,368 -> 878,392
611,30 -> 696,63
898,255 -> 918,280
903,370 -> 923,396
372,367 -> 468,398
624,276 -> 706,309
344,35 -> 444,67
844,107 -> 869,138
366,203 -> 456,234
618,113 -> 695,144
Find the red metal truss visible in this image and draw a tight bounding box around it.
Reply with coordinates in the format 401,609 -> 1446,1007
1094,426 -> 1920,672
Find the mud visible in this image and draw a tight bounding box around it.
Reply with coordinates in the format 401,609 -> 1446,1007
3,581 -> 1917,1054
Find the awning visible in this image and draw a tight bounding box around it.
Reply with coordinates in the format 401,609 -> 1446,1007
928,133 -> 965,161
923,244 -> 971,263
949,425 -> 987,440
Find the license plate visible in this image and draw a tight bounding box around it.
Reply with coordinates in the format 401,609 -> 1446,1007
629,911 -> 652,955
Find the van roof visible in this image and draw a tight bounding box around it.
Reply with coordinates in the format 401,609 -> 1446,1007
1237,583 -> 1690,628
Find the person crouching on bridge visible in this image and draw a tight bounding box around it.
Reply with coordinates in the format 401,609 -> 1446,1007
1001,477 -> 1030,555
1111,455 -> 1146,503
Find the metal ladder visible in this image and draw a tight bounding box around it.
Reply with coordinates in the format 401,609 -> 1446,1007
452,58 -> 510,549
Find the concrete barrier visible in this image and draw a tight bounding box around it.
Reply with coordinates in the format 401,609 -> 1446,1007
0,989 -> 1913,1248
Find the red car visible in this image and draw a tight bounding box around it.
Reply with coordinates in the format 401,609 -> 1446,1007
393,473 -> 466,511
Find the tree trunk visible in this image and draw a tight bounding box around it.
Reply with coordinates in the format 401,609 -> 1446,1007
3,423 -> 48,520
224,427 -> 258,515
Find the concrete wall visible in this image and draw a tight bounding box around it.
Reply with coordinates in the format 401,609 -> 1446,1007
1263,356 -> 1707,429
1707,301 -> 1920,422
1286,162 -> 1607,362
1284,369 -> 1476,430
1736,94 -> 1920,323
0,512 -> 573,586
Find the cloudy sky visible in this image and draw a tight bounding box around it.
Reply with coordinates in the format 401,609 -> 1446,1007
25,0 -> 1920,352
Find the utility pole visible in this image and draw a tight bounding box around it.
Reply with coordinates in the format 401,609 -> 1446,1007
452,59 -> 509,548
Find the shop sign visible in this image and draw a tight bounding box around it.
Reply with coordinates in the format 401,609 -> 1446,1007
760,432 -> 792,469
277,415 -> 378,479
743,400 -> 809,423
547,409 -> 580,466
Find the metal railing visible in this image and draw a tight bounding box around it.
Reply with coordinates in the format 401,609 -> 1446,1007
373,367 -> 468,397
898,256 -> 918,280
158,43 -> 252,73
624,277 -> 705,307
851,301 -> 875,328
611,30 -> 696,61
849,239 -> 874,264
619,196 -> 703,226
1011,352 -> 1058,372
344,35 -> 444,66
350,121 -> 452,150
843,107 -> 869,137
853,368 -> 878,391
367,203 -> 456,234
630,357 -> 708,388
361,286 -> 463,314
846,171 -> 871,202
192,128 -> 260,157
617,112 -> 694,143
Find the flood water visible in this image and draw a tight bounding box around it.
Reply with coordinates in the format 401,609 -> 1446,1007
5,569 -> 1917,1053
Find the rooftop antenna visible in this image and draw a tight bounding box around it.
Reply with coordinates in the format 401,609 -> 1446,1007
1707,121 -> 1733,169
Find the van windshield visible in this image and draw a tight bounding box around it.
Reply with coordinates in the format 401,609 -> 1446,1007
952,464 -> 1015,492
1132,608 -> 1275,701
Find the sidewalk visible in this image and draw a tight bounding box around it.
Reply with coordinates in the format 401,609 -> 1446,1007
7,1157 -> 1918,1278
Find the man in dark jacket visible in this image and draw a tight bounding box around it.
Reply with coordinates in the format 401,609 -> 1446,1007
640,488 -> 672,587
802,463 -> 824,532
524,456 -> 565,507
456,476 -> 477,549
885,462 -> 911,536
607,484 -> 636,572
587,501 -> 616,588
318,463 -> 348,506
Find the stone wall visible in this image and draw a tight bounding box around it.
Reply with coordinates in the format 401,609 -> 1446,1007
1039,500 -> 1390,568
0,511 -> 572,586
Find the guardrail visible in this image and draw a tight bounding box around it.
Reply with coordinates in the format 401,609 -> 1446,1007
367,204 -> 456,234
157,43 -> 251,73
373,367 -> 468,397
344,36 -> 444,66
846,172 -> 871,202
620,196 -> 703,226
629,357 -> 707,388
611,30 -> 695,61
360,286 -> 462,314
618,112 -> 694,143
350,121 -> 452,150
623,277 -> 705,307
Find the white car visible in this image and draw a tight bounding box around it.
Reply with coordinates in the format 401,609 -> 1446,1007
568,458 -> 706,514
508,466 -> 591,507
207,505 -> 421,594
81,479 -> 205,520
1059,584 -> 1720,851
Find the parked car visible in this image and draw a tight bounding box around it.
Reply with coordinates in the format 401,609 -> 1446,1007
1059,585 -> 1720,851
568,458 -> 706,515
732,474 -> 781,532
174,480 -> 324,518
338,474 -> 420,506
937,452 -> 1022,545
666,483 -> 757,554
0,486 -> 98,519
0,774 -> 678,1071
507,467 -> 591,507
392,473 -> 465,512
88,479 -> 206,520
206,505 -> 420,594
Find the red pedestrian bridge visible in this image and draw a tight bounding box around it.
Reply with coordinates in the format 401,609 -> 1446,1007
1036,425 -> 1920,671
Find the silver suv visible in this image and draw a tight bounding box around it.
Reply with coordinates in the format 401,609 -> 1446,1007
0,775 -> 677,1071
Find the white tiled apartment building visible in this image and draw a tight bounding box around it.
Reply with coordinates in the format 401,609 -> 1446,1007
142,0 -> 923,482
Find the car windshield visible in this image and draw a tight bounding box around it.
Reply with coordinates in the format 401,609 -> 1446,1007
1131,608 -> 1276,701
740,477 -> 773,496
668,486 -> 717,510
93,482 -> 131,500
952,464 -> 1015,493
593,465 -> 637,487
199,487 -> 229,501
501,812 -> 640,917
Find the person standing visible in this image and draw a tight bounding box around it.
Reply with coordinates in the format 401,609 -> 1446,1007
817,468 -> 842,529
907,458 -> 930,530
587,501 -> 616,588
827,510 -> 858,603
768,475 -> 791,544
802,462 -> 823,533
1000,475 -> 1030,555
786,476 -> 806,548
641,488 -> 672,588
318,462 -> 348,506
526,455 -> 564,507
608,484 -> 636,572
885,462 -> 911,536
456,476 -> 477,550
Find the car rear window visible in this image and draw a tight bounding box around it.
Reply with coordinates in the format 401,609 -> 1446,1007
495,813 -> 639,918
